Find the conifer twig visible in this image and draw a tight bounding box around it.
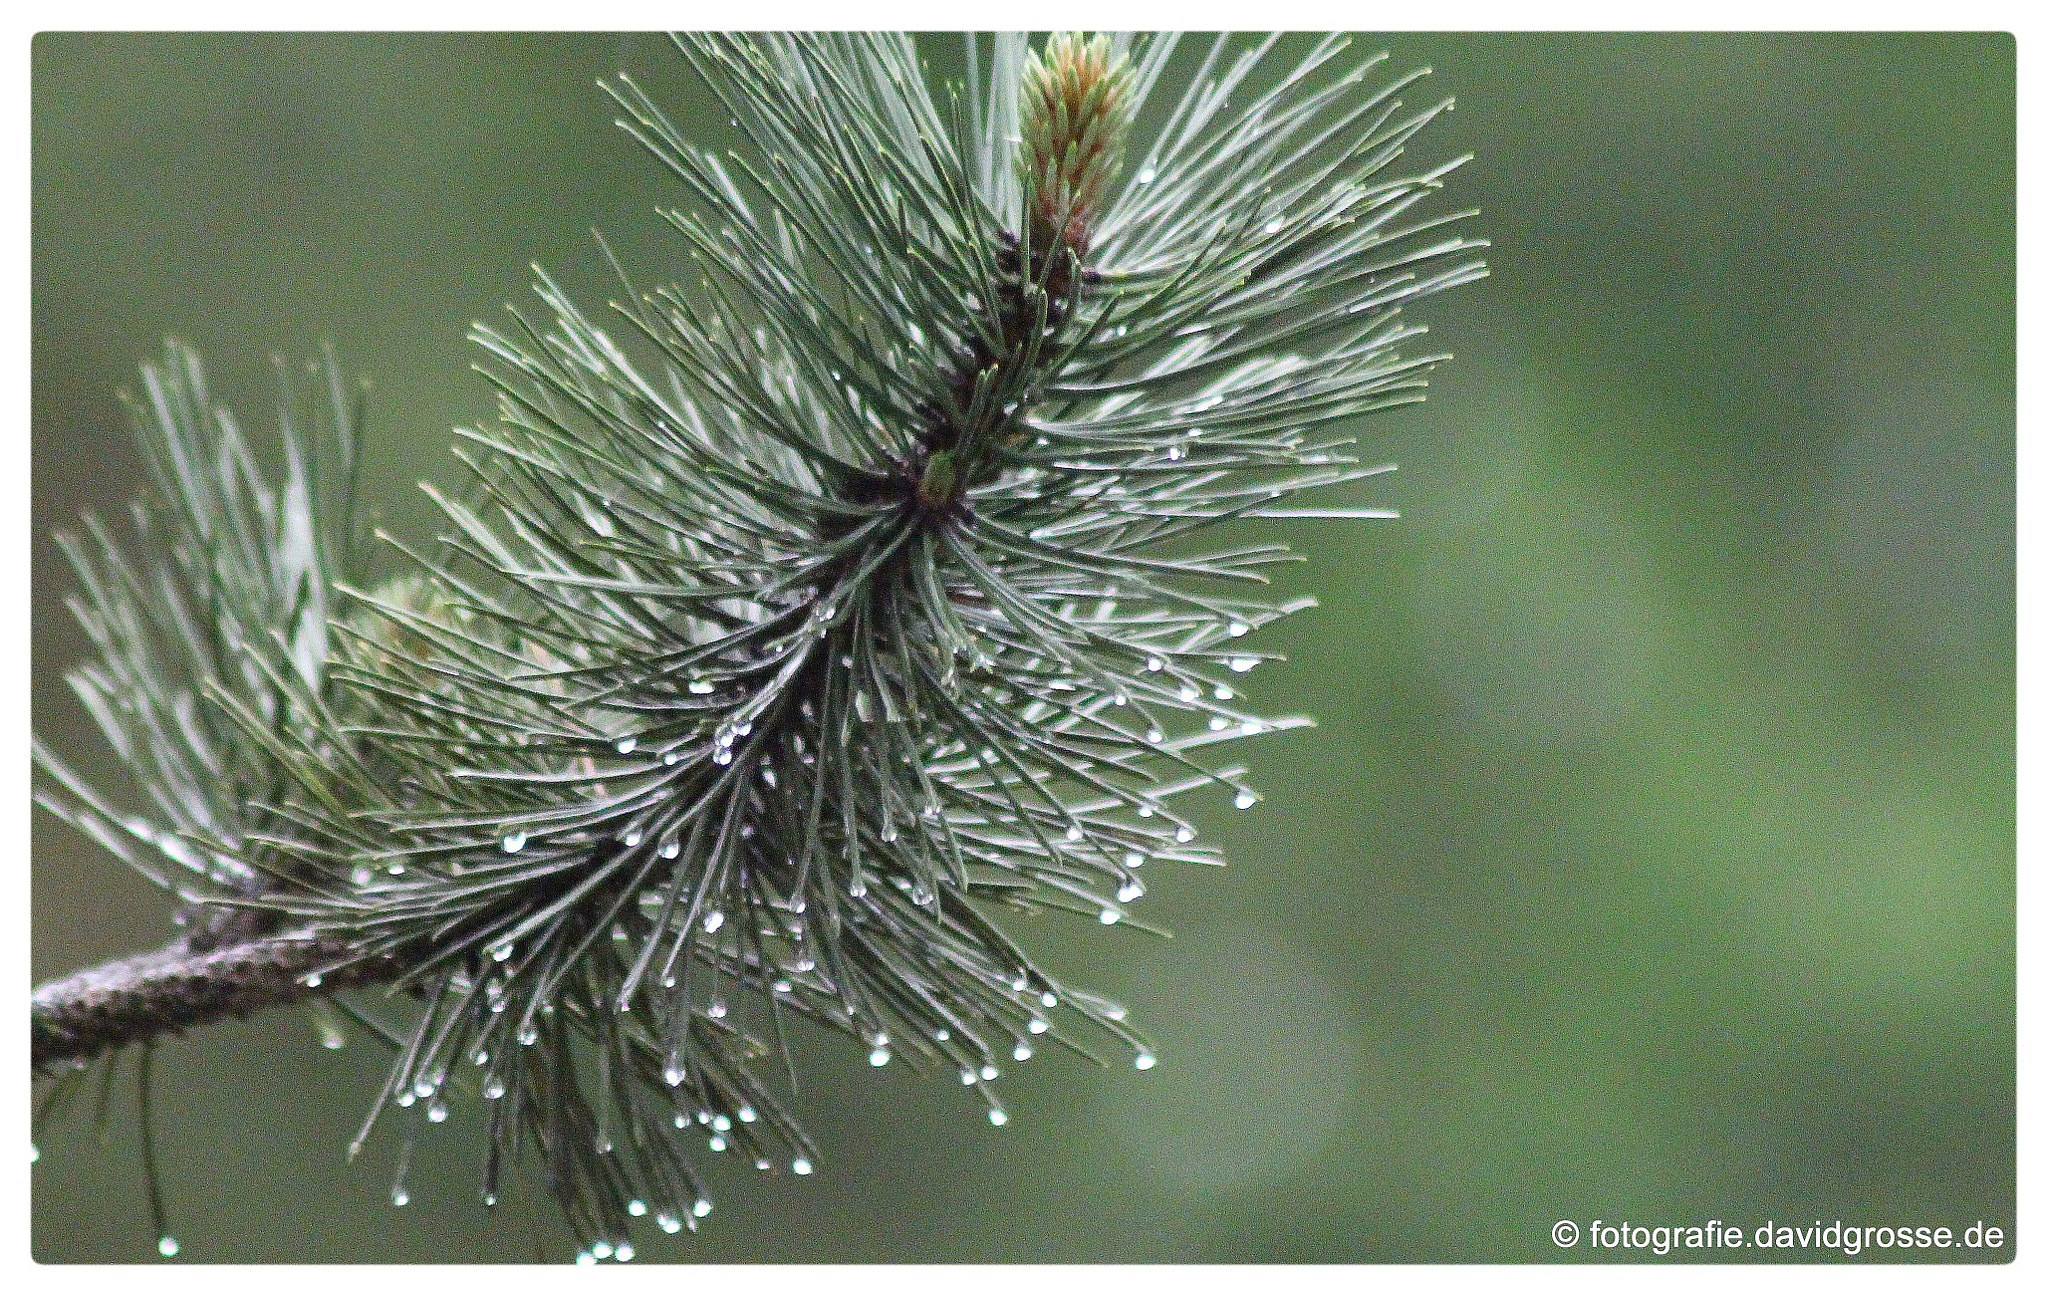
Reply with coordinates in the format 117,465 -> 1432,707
31,932 -> 398,1071
32,33 -> 1486,1256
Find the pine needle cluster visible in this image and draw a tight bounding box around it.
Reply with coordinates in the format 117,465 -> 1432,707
33,344 -> 363,948
34,32 -> 1484,1257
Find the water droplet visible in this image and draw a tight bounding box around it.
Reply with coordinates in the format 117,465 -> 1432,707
708,1135 -> 728,1152
1228,657 -> 1256,672
1118,881 -> 1144,902
1240,720 -> 1262,735
658,1213 -> 682,1233
709,1000 -> 727,1019
703,910 -> 725,933
960,1067 -> 977,1085
1065,825 -> 1083,842
1135,1051 -> 1157,1070
980,1064 -> 999,1080
1178,685 -> 1198,701
1167,443 -> 1186,461
483,1079 -> 506,1100
158,1236 -> 179,1257
30,1145 -> 38,1163
1100,908 -> 1121,924
849,879 -> 867,898
392,1188 -> 410,1206
622,828 -> 642,847
1235,791 -> 1258,809
616,737 -> 637,754
1176,825 -> 1195,843
519,1025 -> 539,1046
1209,716 -> 1230,731
415,1080 -> 436,1098
1013,1043 -> 1033,1061
1124,852 -> 1144,868
661,839 -> 681,859
713,747 -> 733,765
1144,656 -> 1164,672
711,1114 -> 732,1132
1214,685 -> 1235,700
616,1244 -> 636,1262
880,822 -> 898,843
501,831 -> 527,853
988,1108 -> 1008,1126
793,1158 -> 813,1175
1111,692 -> 1128,706
737,1106 -> 756,1123
869,1047 -> 891,1066
428,1101 -> 448,1123
576,1252 -> 594,1266
1028,1017 -> 1049,1034
1264,219 -> 1284,235
395,1092 -> 415,1108
303,972 -> 322,988
1137,166 -> 1156,183
664,1066 -> 685,1087
1041,991 -> 1058,1008
1146,727 -> 1165,743
693,1198 -> 713,1218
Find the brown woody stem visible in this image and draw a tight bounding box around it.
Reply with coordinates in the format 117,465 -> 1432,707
31,932 -> 397,1071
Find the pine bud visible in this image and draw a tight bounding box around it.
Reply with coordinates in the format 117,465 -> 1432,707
1016,33 -> 1136,261
916,448 -> 961,511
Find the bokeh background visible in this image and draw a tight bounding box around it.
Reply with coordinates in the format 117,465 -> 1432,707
30,32 -> 2014,1263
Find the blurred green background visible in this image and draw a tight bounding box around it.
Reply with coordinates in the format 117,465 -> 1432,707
30,33 -> 2013,1263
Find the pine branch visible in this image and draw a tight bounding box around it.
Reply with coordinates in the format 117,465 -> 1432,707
32,32 -> 1486,1259
32,932 -> 397,1072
